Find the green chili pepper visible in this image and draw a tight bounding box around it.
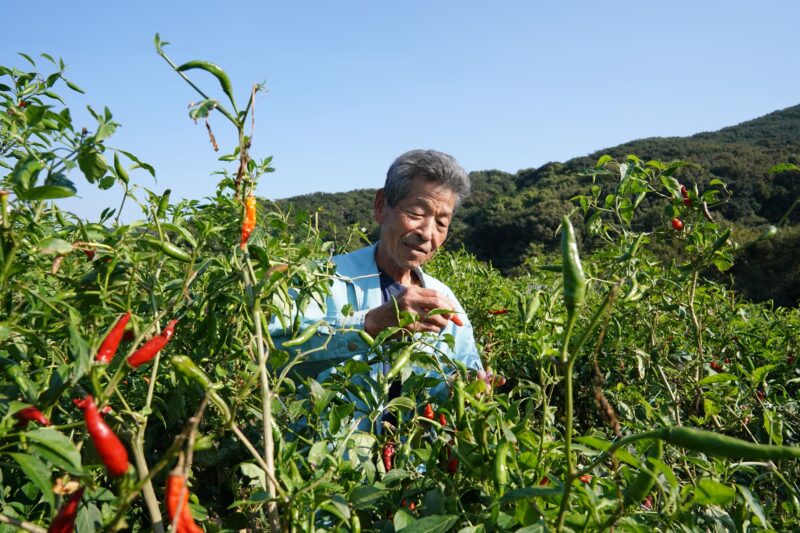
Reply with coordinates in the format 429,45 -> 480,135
0,356 -> 37,402
385,345 -> 413,381
524,292 -> 540,325
657,426 -> 800,460
493,441 -> 511,490
171,355 -> 219,390
156,189 -> 171,220
113,153 -> 129,185
282,321 -> 323,348
623,439 -> 663,507
453,379 -> 466,428
561,216 -> 586,314
171,356 -> 231,422
144,237 -> 192,263
175,60 -> 236,109
357,329 -> 375,347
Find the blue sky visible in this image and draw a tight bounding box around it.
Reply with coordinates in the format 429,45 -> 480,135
3,1 -> 799,220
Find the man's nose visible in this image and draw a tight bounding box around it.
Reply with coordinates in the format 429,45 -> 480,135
415,217 -> 435,241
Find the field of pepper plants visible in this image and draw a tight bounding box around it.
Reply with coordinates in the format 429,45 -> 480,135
1,40 -> 799,532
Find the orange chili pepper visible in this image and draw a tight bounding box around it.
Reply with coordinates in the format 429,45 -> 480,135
240,194 -> 257,249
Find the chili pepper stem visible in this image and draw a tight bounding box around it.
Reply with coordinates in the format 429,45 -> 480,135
555,309 -> 578,532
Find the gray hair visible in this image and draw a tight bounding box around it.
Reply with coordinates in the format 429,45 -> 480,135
384,149 -> 471,208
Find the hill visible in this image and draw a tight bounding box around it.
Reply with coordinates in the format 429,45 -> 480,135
277,105 -> 800,305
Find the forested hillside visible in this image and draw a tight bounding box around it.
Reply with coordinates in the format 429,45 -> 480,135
277,105 -> 800,305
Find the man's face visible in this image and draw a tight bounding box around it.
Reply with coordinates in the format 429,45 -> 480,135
374,179 -> 457,278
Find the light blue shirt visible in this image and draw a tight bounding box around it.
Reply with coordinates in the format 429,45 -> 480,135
272,242 -> 482,378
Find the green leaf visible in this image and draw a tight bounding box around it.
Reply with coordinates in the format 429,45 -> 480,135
400,514 -> 459,533
10,453 -> 54,509
394,508 -> 416,530
349,486 -> 386,510
38,237 -> 74,256
65,79 -> 85,94
98,175 -> 116,190
595,155 -> 613,168
737,484 -> 767,527
10,156 -> 44,189
77,149 -> 107,183
23,185 -> 77,200
25,428 -> 83,474
697,373 -> 737,386
750,364 -> 776,386
386,397 -> 416,411
689,478 -> 736,507
188,99 -> 218,120
769,163 -> 800,173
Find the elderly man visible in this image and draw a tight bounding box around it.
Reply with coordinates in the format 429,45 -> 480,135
281,149 -> 482,378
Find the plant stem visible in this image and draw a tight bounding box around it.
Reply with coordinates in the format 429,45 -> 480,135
0,513 -> 46,533
555,309 -> 578,531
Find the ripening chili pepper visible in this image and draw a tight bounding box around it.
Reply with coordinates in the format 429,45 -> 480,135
83,249 -> 95,261
756,389 -> 765,401
446,457 -> 459,474
127,319 -> 178,368
18,100 -> 28,108
560,216 -> 586,314
671,218 -> 684,231
14,406 -> 50,427
408,502 -> 416,511
487,308 -> 508,315
423,403 -> 435,420
166,471 -> 203,533
683,197 -> 692,207
710,361 -> 723,372
48,487 -> 84,533
96,311 -> 132,364
450,314 -> 464,327
680,184 -> 688,198
240,194 -> 257,249
382,442 -> 395,471
579,474 -> 592,483
438,413 -> 447,426
74,395 -> 129,477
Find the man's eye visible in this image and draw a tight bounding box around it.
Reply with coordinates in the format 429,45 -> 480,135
437,220 -> 449,229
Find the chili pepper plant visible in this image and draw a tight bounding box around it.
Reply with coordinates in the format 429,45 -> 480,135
0,43 -> 799,533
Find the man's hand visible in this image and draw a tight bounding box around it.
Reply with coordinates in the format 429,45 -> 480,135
364,286 -> 461,336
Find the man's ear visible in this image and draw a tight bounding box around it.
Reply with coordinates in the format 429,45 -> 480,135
374,188 -> 386,224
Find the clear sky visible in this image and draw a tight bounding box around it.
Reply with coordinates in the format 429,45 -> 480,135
3,1 -> 799,220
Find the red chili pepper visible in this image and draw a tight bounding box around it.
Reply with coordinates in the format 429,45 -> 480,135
756,389 -> 765,401
438,413 -> 447,426
96,311 -> 132,364
446,457 -> 459,474
683,197 -> 692,207
240,194 -> 257,249
166,472 -> 203,533
487,308 -> 508,315
408,502 -> 416,511
14,406 -> 50,427
423,403 -> 435,420
74,395 -> 128,477
642,494 -> 653,511
680,184 -> 688,198
48,487 -> 84,533
382,442 -> 395,471
83,249 -> 95,261
450,315 -> 464,327
671,218 -> 684,231
579,474 -> 592,483
539,477 -> 550,486
710,361 -> 723,372
18,100 -> 28,108
126,319 -> 177,368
